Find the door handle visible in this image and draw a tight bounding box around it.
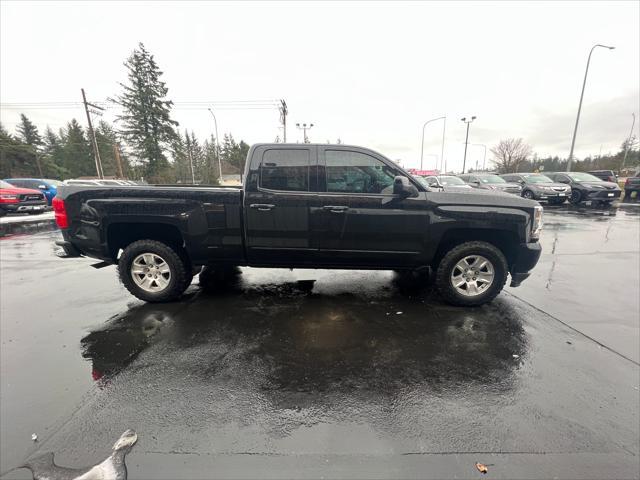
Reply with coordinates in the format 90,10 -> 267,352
250,204 -> 275,211
323,205 -> 349,213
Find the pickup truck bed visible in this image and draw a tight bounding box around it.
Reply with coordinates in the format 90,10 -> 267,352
54,143 -> 542,306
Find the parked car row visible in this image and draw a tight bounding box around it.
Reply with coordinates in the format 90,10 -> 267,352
418,171 -> 623,205
0,177 -> 144,216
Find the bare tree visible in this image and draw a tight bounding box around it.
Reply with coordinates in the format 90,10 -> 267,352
490,138 -> 532,173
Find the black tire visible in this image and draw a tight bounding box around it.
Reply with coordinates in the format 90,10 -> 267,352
569,190 -> 582,204
435,241 -> 508,307
522,190 -> 535,200
118,239 -> 190,302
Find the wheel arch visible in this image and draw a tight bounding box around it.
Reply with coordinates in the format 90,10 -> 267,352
106,222 -> 187,262
432,228 -> 519,270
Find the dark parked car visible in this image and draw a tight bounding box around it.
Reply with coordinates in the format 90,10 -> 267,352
587,170 -> 617,183
419,175 -> 473,191
458,173 -> 522,195
545,172 -> 621,204
500,173 -> 571,204
624,172 -> 640,200
54,143 -> 542,307
4,178 -> 64,205
0,180 -> 48,216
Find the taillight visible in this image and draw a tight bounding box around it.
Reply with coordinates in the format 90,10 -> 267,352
52,197 -> 68,229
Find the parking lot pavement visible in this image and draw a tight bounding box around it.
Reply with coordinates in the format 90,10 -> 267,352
508,203 -> 640,363
0,211 -> 54,225
1,205 -> 639,479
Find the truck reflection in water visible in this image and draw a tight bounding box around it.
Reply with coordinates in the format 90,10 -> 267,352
80,268 -> 528,402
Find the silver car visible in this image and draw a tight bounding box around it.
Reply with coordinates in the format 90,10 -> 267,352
500,173 -> 571,204
458,173 -> 522,195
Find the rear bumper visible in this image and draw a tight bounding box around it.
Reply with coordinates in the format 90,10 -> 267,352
510,242 -> 542,287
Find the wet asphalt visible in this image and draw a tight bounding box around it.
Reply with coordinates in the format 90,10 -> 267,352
0,203 -> 639,479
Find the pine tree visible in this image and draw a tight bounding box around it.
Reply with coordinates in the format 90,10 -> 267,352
202,134 -> 220,185
170,133 -> 190,184
0,122 -> 37,177
113,43 -> 178,182
62,119 -> 94,178
16,114 -> 43,147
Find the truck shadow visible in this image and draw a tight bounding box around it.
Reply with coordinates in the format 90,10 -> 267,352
81,269 -> 528,399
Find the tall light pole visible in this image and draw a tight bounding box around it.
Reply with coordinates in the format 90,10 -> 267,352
472,143 -> 487,170
620,113 -> 636,172
461,116 -> 476,174
420,116 -> 446,171
296,123 -> 314,143
207,108 -> 223,180
566,44 -> 615,172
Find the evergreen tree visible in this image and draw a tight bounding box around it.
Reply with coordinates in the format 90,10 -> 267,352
113,43 -> 178,182
220,134 -> 249,174
62,119 -> 94,178
0,122 -> 38,177
202,134 -> 220,185
16,114 -> 43,147
170,133 -> 189,183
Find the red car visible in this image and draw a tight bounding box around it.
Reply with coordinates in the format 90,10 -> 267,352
0,179 -> 48,216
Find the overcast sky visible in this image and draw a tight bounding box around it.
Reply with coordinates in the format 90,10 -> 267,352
1,1 -> 638,172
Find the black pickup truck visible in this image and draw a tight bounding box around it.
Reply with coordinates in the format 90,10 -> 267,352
53,143 -> 542,306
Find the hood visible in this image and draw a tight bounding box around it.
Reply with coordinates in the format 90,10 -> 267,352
0,186 -> 44,195
442,184 -> 473,191
428,188 -> 539,210
579,181 -> 619,189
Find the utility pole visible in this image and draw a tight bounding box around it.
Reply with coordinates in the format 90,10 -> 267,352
566,44 -> 615,172
207,108 -> 223,180
81,88 -> 105,179
279,100 -> 288,142
621,113 -> 636,172
460,116 -> 476,174
296,123 -> 314,143
113,143 -> 125,178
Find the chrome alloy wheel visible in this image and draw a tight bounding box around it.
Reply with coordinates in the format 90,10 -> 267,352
450,255 -> 495,297
131,253 -> 172,293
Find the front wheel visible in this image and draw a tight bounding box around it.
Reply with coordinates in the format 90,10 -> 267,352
569,190 -> 582,204
118,239 -> 190,302
435,241 -> 508,306
522,190 -> 535,200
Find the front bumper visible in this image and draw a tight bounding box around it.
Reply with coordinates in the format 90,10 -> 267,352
510,241 -> 542,287
585,189 -> 621,200
532,190 -> 570,200
1,201 -> 48,212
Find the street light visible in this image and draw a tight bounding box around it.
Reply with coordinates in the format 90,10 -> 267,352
461,116 -> 476,174
472,144 -> 487,171
566,44 -> 615,172
420,116 -> 446,171
296,123 -> 314,143
207,108 -> 223,180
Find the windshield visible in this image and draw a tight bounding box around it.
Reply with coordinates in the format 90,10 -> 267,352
479,175 -> 506,184
568,172 -> 602,182
522,174 -> 553,184
0,180 -> 15,189
439,176 -> 465,185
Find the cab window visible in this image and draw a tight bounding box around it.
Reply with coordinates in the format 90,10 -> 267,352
260,149 -> 310,192
325,150 -> 396,194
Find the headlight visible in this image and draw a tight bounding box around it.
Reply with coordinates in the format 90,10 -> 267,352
588,184 -> 604,189
531,205 -> 543,240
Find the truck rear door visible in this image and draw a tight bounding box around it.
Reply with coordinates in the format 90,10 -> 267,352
244,145 -> 318,265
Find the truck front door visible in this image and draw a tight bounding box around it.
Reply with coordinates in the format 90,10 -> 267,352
244,145 -> 318,265
313,146 -> 429,267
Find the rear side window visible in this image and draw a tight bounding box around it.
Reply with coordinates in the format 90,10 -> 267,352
325,150 -> 396,194
260,149 -> 310,191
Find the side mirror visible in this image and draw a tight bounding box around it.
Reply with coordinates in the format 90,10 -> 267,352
393,176 -> 419,198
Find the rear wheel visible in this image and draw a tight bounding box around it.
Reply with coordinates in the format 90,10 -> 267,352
435,241 -> 508,306
118,239 -> 190,302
